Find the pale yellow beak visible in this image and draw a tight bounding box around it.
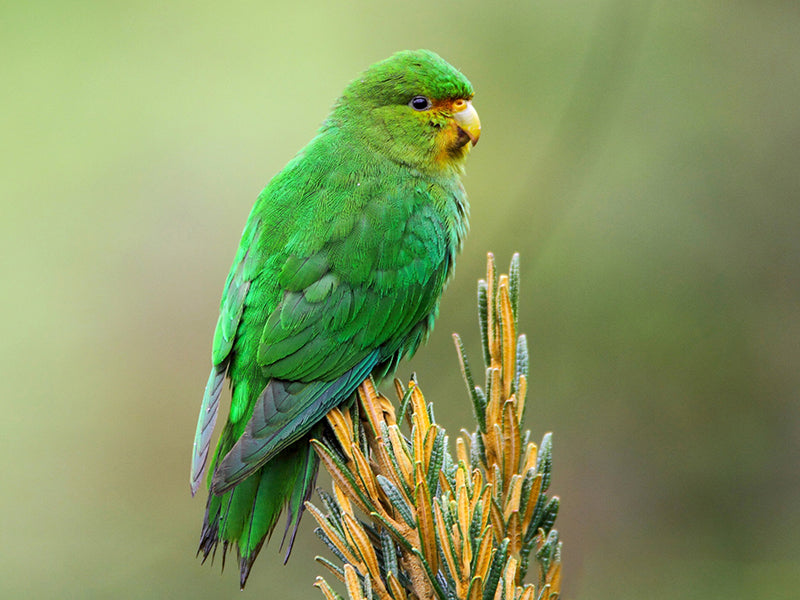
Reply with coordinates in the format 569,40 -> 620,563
452,99 -> 481,147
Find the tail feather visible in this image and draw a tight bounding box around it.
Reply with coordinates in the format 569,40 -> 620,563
197,437 -> 318,589
280,436 -> 320,563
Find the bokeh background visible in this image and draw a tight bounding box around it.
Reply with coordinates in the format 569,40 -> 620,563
2,1 -> 798,598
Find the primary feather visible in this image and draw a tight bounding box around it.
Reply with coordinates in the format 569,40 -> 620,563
190,49 -> 479,588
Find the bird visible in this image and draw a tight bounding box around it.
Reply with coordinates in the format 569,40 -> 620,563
190,49 -> 480,588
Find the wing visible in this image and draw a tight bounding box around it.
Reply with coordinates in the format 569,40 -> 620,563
210,350 -> 379,493
257,193 -> 453,383
190,220 -> 261,493
210,191 -> 455,490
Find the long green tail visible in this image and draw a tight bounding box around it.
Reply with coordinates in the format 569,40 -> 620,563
194,354 -> 379,587
197,436 -> 319,588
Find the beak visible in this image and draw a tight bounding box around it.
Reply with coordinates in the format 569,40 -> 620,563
452,99 -> 481,147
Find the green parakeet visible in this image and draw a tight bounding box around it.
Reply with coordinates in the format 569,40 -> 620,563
190,49 -> 480,588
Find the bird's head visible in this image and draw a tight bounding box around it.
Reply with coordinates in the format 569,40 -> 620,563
331,50 -> 480,174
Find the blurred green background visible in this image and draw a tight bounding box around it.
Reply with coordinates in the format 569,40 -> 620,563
2,1 -> 798,598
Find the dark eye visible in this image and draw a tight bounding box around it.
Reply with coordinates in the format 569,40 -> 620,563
409,95 -> 432,111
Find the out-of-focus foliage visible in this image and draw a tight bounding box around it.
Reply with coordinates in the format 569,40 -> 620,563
1,1 -> 798,599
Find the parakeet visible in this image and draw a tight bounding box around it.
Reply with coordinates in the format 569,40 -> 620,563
190,49 -> 480,588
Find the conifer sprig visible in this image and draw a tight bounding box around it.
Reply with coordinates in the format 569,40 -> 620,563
309,254 -> 562,600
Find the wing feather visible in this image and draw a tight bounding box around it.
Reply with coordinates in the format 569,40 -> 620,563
190,363 -> 226,495
211,350 -> 379,493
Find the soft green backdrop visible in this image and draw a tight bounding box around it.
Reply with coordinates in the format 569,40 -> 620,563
2,1 -> 798,598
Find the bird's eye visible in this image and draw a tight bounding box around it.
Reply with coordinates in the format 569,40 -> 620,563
409,95 -> 432,111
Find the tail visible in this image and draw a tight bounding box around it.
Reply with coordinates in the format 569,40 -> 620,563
197,436 -> 319,588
